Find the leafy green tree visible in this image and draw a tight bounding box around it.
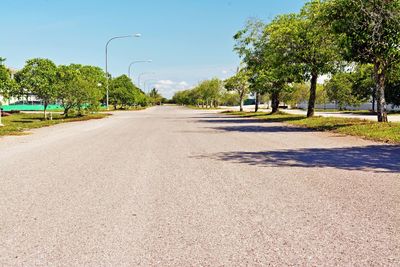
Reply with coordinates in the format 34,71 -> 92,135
172,90 -> 190,105
268,2 -> 341,117
56,64 -> 106,116
234,16 -> 305,113
148,88 -> 163,105
0,58 -> 17,104
78,65 -> 107,112
285,83 -> 309,108
220,90 -> 240,106
172,79 -> 223,108
172,79 -> 224,108
224,70 -> 249,112
109,75 -> 143,109
386,63 -> 400,107
15,58 -> 57,119
325,72 -> 364,109
323,0 -> 400,121
198,78 -> 223,108
56,65 -> 82,116
234,19 -> 270,112
260,16 -> 305,113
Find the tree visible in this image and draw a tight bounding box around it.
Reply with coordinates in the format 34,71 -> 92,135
325,72 -> 362,109
352,64 -> 375,111
0,58 -> 17,104
234,15 -> 307,114
259,16 -> 305,113
386,63 -> 400,107
109,75 -> 142,109
268,1 -> 341,117
220,90 -> 240,106
197,78 -> 223,108
234,19 -> 270,112
148,88 -> 162,105
323,0 -> 400,122
285,83 -> 309,108
224,70 -> 249,112
56,64 -> 82,116
172,79 -> 223,108
15,58 -> 57,119
78,65 -> 107,112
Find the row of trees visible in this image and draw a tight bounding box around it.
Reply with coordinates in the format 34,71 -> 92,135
229,0 -> 400,122
172,77 -> 331,112
0,57 -> 154,118
172,78 -> 242,108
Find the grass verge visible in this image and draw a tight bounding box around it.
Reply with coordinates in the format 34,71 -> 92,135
313,109 -> 400,115
222,111 -> 400,144
0,113 -> 110,137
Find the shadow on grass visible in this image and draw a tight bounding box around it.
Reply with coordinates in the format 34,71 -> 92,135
298,123 -> 364,132
196,145 -> 400,173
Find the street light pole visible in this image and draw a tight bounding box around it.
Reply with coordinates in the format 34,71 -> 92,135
137,72 -> 155,90
105,33 -> 141,110
128,60 -> 152,79
143,79 -> 157,93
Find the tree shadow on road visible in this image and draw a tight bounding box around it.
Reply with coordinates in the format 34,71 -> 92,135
208,125 -> 313,133
193,115 -> 305,123
197,145 -> 400,173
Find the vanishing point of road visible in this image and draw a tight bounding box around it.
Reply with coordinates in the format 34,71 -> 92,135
0,106 -> 399,266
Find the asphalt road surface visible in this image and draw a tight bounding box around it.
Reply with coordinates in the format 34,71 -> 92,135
1,106 -> 399,266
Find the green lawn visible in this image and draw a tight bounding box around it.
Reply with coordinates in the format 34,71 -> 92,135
222,111 -> 400,144
0,113 -> 109,137
313,109 -> 400,115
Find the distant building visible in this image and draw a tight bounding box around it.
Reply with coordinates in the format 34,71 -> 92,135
0,67 -> 42,105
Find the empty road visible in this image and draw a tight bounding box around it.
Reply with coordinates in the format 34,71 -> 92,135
1,106 -> 399,266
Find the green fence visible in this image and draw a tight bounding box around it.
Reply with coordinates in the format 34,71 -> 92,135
1,104 -> 63,112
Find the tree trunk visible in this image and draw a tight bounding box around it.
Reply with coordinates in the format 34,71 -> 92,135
64,107 -> 70,118
239,92 -> 244,112
372,87 -> 376,112
307,72 -> 318,117
43,102 -> 48,120
255,92 -> 259,112
271,91 -> 280,114
374,61 -> 388,122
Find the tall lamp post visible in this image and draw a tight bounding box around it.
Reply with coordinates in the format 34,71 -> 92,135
143,79 -> 158,93
128,60 -> 152,80
105,33 -> 141,110
137,72 -> 155,90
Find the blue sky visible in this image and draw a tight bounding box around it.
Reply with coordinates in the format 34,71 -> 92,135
1,0 -> 305,97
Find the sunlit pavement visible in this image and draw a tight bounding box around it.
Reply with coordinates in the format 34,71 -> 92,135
0,106 -> 399,265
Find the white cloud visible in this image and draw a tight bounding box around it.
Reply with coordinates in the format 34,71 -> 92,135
157,80 -> 175,86
154,80 -> 191,98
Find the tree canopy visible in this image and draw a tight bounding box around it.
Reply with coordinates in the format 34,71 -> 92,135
323,0 -> 400,121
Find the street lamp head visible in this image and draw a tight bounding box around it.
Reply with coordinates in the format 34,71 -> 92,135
133,33 -> 142,37
147,60 -> 153,63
